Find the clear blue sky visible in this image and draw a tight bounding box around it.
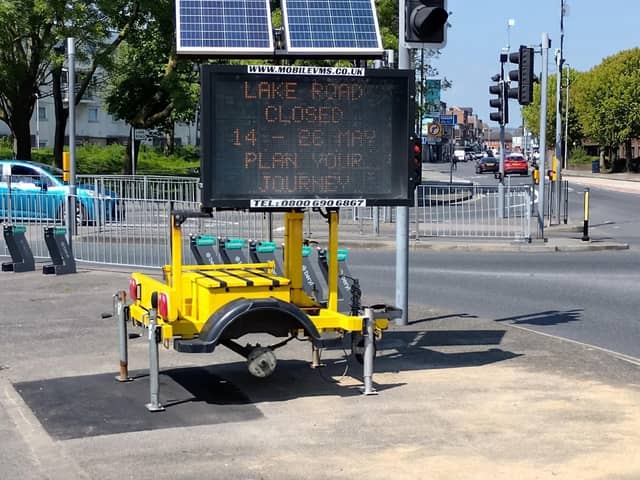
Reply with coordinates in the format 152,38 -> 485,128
429,0 -> 640,127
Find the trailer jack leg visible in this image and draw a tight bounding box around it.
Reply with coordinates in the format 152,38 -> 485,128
114,291 -> 133,383
146,300 -> 165,412
361,307 -> 377,396
311,342 -> 324,369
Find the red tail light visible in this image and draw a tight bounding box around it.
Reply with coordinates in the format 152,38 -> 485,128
158,293 -> 169,319
129,278 -> 138,302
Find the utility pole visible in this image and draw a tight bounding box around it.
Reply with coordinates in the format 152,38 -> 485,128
554,48 -> 563,224
537,33 -> 550,239
554,0 -> 566,224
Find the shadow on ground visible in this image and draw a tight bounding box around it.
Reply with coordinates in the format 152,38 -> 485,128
495,308 -> 583,326
14,325 -> 521,441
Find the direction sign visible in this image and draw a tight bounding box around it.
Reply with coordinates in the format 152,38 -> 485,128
439,114 -> 458,126
134,128 -> 146,140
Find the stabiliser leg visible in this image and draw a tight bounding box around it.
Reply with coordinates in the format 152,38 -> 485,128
361,307 -> 377,395
146,293 -> 165,412
114,291 -> 133,382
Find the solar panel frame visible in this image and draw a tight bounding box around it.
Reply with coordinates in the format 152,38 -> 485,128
282,0 -> 383,55
175,0 -> 275,56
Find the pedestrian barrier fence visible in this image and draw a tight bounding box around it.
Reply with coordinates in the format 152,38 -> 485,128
348,183 -> 532,241
2,175 -> 572,269
76,174 -> 200,203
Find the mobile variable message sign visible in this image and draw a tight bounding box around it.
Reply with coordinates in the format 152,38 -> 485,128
200,65 -> 415,209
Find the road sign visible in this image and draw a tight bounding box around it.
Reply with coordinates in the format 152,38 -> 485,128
439,114 -> 457,126
200,65 -> 415,208
134,129 -> 146,141
427,122 -> 442,137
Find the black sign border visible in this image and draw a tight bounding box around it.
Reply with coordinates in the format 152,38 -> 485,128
200,65 -> 415,209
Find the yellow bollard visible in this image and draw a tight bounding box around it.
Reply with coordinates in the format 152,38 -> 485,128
582,188 -> 590,241
63,151 -> 70,183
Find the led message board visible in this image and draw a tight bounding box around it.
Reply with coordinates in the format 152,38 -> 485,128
200,65 -> 415,208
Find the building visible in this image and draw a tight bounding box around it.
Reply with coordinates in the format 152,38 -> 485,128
1,72 -> 196,150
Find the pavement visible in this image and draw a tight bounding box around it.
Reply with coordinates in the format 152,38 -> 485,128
1,263 -> 640,479
0,167 -> 639,479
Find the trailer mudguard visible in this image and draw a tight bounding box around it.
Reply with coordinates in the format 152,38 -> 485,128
174,297 -> 321,353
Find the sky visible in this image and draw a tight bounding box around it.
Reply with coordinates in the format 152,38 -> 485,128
429,0 -> 640,127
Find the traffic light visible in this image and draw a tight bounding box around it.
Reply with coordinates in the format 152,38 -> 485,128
404,0 -> 449,49
508,45 -> 535,105
489,81 -> 508,125
410,133 -> 423,188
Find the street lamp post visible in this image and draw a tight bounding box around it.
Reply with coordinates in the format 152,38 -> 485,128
506,18 -> 515,51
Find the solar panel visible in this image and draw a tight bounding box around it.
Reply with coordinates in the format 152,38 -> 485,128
175,0 -> 274,55
282,0 -> 383,55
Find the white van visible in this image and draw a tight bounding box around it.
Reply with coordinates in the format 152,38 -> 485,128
453,149 -> 466,162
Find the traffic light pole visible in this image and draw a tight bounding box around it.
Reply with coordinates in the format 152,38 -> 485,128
396,6 -> 410,326
537,33 -> 550,239
499,117 -> 505,217
498,57 -> 507,219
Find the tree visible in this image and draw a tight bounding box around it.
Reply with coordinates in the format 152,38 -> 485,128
521,69 -> 583,157
0,0 -> 62,160
573,48 -> 640,172
0,0 -> 143,163
104,0 -> 199,173
49,1 -> 143,167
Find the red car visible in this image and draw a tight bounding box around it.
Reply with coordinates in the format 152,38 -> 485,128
504,154 -> 529,176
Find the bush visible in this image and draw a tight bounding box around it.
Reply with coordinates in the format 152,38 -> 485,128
137,146 -> 199,176
76,144 -> 126,174
568,146 -> 597,166
1,143 -> 199,176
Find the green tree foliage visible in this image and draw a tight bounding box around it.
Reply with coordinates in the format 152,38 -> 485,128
0,0 -> 65,160
573,48 -> 640,171
376,0 -> 398,50
104,0 -> 199,172
0,0 -> 144,163
522,68 -> 583,155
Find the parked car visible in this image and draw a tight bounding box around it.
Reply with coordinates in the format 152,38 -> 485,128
504,154 -> 529,176
0,160 -> 124,224
475,156 -> 499,174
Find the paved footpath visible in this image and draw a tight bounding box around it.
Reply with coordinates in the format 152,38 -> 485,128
1,268 -> 640,479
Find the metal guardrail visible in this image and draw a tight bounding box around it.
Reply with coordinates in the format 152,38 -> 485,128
346,183 -> 533,241
76,174 -> 200,203
1,176 -> 571,268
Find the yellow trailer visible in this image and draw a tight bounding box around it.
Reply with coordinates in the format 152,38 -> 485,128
115,209 -> 400,410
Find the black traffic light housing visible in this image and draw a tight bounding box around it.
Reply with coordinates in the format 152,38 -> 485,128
405,0 -> 449,49
489,81 -> 509,125
508,45 -> 535,105
411,133 -> 423,188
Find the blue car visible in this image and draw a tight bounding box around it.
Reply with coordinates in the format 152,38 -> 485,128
0,160 -> 124,225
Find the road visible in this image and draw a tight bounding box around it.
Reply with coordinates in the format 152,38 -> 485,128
352,160 -> 640,362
